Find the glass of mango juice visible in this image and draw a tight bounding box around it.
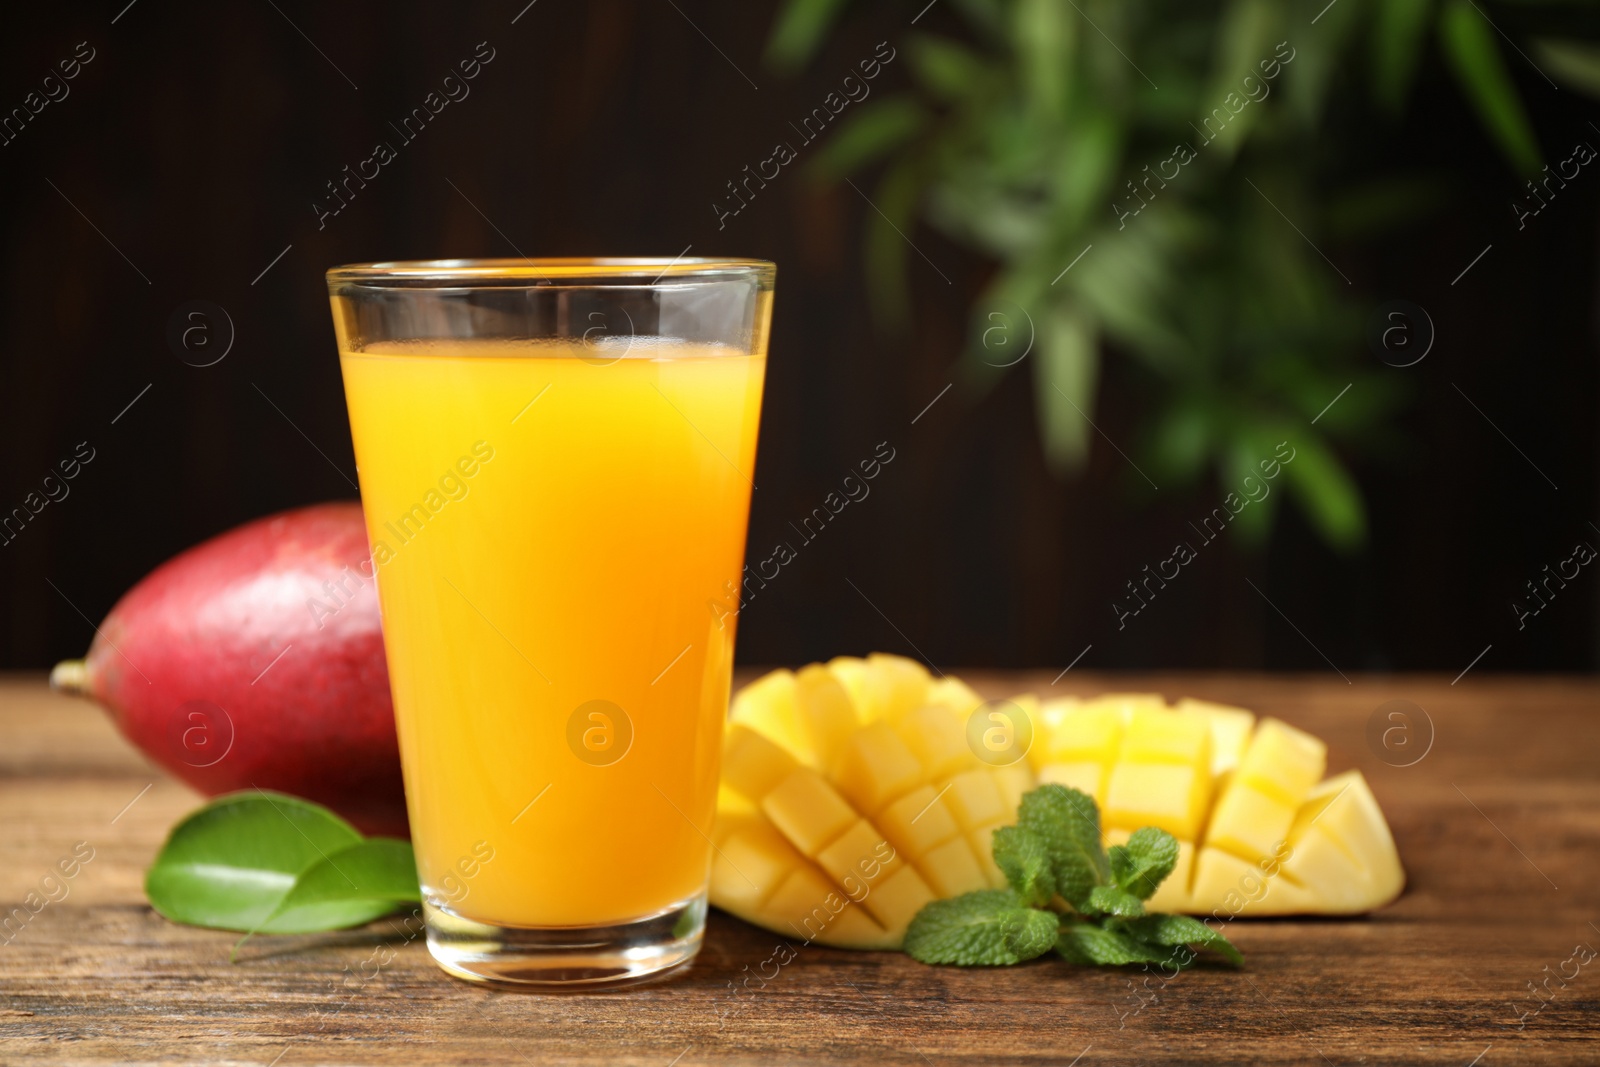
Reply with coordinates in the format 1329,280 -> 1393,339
326,258 -> 773,988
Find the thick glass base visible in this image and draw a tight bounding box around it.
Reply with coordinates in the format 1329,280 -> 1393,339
423,892 -> 706,990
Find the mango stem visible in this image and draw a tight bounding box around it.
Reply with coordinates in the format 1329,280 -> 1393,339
50,659 -> 89,695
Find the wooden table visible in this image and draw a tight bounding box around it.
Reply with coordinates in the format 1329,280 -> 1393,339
2,672 -> 1597,1065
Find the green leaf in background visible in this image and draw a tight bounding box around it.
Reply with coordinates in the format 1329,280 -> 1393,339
808,97 -> 928,184
1014,0 -> 1072,117
1439,0 -> 1542,175
768,0 -> 1571,556
764,0 -> 852,74
1202,0 -> 1279,159
1108,826 -> 1179,901
1280,433 -> 1367,553
991,824 -> 1056,907
146,791 -> 367,932
904,889 -> 1051,966
1534,37 -> 1600,101
1033,304 -> 1099,475
907,33 -> 997,104
863,159 -> 924,329
1373,0 -> 1437,112
255,838 -> 420,935
1120,914 -> 1245,966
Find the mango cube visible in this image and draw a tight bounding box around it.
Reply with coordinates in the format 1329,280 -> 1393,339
730,669 -> 807,760
877,784 -> 960,858
926,675 -> 985,718
834,720 -> 924,814
1105,761 -> 1211,840
722,724 -> 800,801
1174,698 -> 1256,776
857,864 -> 936,932
896,705 -> 972,781
1037,760 -> 1108,803
817,819 -> 902,894
713,821 -> 805,910
919,835 -> 989,898
866,652 -> 932,720
942,769 -> 1006,831
761,768 -> 857,857
793,664 -> 860,766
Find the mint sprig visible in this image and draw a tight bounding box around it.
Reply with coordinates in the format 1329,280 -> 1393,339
902,785 -> 1243,970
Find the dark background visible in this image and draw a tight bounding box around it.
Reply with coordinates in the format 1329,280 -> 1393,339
1,1 -> 1596,675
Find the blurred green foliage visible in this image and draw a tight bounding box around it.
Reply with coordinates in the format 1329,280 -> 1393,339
769,0 -> 1600,551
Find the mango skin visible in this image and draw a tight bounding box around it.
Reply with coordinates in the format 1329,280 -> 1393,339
67,503 -> 406,836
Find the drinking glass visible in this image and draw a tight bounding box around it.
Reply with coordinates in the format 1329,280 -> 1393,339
326,258 -> 772,987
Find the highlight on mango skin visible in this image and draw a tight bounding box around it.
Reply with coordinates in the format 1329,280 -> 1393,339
711,654 -> 1404,950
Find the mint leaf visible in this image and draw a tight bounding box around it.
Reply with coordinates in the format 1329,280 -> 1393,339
1017,785 -> 1108,908
1108,827 -> 1179,901
905,890 -> 1043,966
255,838 -> 420,934
1056,922 -> 1173,967
1083,885 -> 1145,919
1002,907 -> 1061,962
1121,914 -> 1244,966
992,825 -> 1056,907
146,791 -> 370,932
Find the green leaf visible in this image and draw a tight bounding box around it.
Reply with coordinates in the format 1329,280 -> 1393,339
808,97 -> 928,183
1083,885 -> 1146,918
1016,785 -> 1109,908
255,838 -> 420,935
1279,433 -> 1366,552
764,0 -> 852,74
1534,38 -> 1600,101
907,34 -> 996,104
146,791 -> 368,932
1438,0 -> 1541,175
1033,304 -> 1100,476
1121,914 -> 1244,966
863,159 -> 925,330
1002,907 -> 1062,962
1108,827 -> 1179,901
1201,0 -> 1279,158
1056,922 -> 1173,967
1372,0 -> 1435,112
904,889 -> 1045,966
1014,0 -> 1072,116
991,824 -> 1056,907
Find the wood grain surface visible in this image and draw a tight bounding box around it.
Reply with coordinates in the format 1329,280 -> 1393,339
2,672 -> 1597,1066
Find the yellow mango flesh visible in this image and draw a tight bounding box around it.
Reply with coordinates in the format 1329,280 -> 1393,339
713,662 -> 1404,949
711,661 -> 1034,949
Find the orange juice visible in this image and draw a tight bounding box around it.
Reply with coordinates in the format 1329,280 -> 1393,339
339,339 -> 764,927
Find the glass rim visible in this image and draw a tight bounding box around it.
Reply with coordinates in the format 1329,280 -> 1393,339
326,257 -> 776,289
